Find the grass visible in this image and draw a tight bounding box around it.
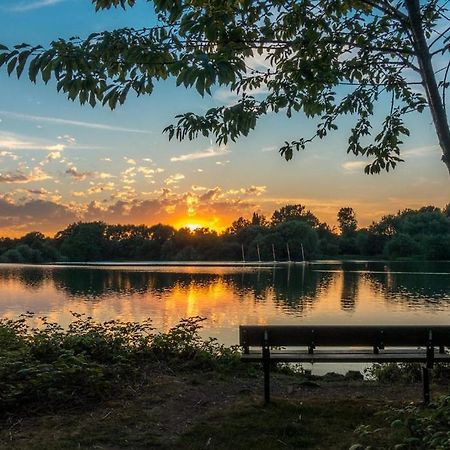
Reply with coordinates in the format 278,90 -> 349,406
175,398 -> 390,450
0,391 -> 401,450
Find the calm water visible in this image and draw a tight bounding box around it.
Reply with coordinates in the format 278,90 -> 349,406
0,261 -> 449,347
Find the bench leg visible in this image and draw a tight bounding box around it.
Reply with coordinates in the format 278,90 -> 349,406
422,366 -> 430,405
263,347 -> 270,404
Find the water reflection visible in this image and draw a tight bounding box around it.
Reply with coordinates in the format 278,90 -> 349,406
340,272 -> 359,311
0,261 -> 449,345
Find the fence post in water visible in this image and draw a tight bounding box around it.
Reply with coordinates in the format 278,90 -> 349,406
257,244 -> 261,263
241,244 -> 245,263
272,244 -> 276,262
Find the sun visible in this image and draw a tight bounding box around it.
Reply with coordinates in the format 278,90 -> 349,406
184,223 -> 202,231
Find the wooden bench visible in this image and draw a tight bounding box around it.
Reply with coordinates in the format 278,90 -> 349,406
239,325 -> 450,403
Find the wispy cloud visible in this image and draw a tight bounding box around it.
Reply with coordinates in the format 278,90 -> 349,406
171,145 -> 229,162
7,0 -> 67,12
402,145 -> 439,158
0,131 -> 65,151
341,161 -> 367,172
0,111 -> 151,134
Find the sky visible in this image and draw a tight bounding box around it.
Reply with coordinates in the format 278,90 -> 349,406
0,0 -> 449,237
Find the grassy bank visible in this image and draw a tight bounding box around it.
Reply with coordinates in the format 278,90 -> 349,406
1,314 -> 449,449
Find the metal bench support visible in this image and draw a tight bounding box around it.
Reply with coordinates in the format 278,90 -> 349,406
422,366 -> 430,404
263,330 -> 271,404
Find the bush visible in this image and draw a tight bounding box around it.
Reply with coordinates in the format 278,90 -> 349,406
0,313 -> 240,415
353,395 -> 450,449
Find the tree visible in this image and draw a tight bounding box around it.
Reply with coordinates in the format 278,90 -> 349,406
1,1 -> 450,174
271,204 -> 319,227
55,222 -> 109,261
227,217 -> 251,235
443,204 -> 450,217
337,207 -> 358,235
251,212 -> 268,227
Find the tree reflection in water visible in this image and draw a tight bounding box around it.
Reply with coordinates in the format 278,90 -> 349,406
0,262 -> 449,338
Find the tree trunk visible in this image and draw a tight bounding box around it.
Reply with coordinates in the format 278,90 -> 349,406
405,0 -> 450,176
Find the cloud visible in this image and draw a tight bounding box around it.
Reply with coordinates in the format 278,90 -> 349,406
96,172 -> 114,180
65,167 -> 92,181
46,151 -> 62,161
244,185 -> 267,196
0,197 -> 77,234
199,187 -> 222,202
402,145 -> 440,158
0,131 -> 69,152
46,144 -> 65,152
165,173 -> 185,185
26,188 -> 50,196
261,146 -> 277,152
341,161 -> 367,172
0,111 -> 151,134
0,167 -> 51,184
137,167 -> 155,178
171,145 -> 229,162
0,151 -> 19,161
0,182 -> 267,235
65,166 -> 113,182
191,185 -> 207,191
6,0 -> 66,12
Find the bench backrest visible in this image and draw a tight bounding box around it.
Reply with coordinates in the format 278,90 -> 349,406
239,325 -> 450,349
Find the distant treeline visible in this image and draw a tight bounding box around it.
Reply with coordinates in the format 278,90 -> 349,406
1,204 -> 449,263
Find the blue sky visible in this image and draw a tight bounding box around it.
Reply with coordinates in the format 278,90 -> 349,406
0,0 -> 448,236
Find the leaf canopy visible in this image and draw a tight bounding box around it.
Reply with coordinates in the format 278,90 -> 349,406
1,0 -> 449,174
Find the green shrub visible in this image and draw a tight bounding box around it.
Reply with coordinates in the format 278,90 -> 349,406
0,313 -> 240,415
353,396 -> 450,449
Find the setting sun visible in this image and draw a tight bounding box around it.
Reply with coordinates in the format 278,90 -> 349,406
184,223 -> 202,231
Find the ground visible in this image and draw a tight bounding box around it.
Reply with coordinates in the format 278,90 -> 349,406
1,368 -> 446,450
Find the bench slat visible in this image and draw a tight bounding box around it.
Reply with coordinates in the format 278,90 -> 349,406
240,325 -> 450,348
241,351 -> 450,364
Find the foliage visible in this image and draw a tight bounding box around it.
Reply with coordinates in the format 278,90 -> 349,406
271,204 -> 319,228
0,313 -> 239,414
365,363 -> 423,383
338,207 -> 358,235
353,395 -> 450,449
1,1 -> 449,172
365,362 -> 450,384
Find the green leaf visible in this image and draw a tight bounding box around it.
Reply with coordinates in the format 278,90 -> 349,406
7,57 -> 17,76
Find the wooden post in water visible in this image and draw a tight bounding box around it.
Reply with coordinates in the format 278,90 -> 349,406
241,244 -> 245,263
272,244 -> 276,262
286,243 -> 291,262
301,243 -> 305,262
257,244 -> 261,263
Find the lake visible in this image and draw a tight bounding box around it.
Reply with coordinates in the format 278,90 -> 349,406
1,260 -> 449,348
